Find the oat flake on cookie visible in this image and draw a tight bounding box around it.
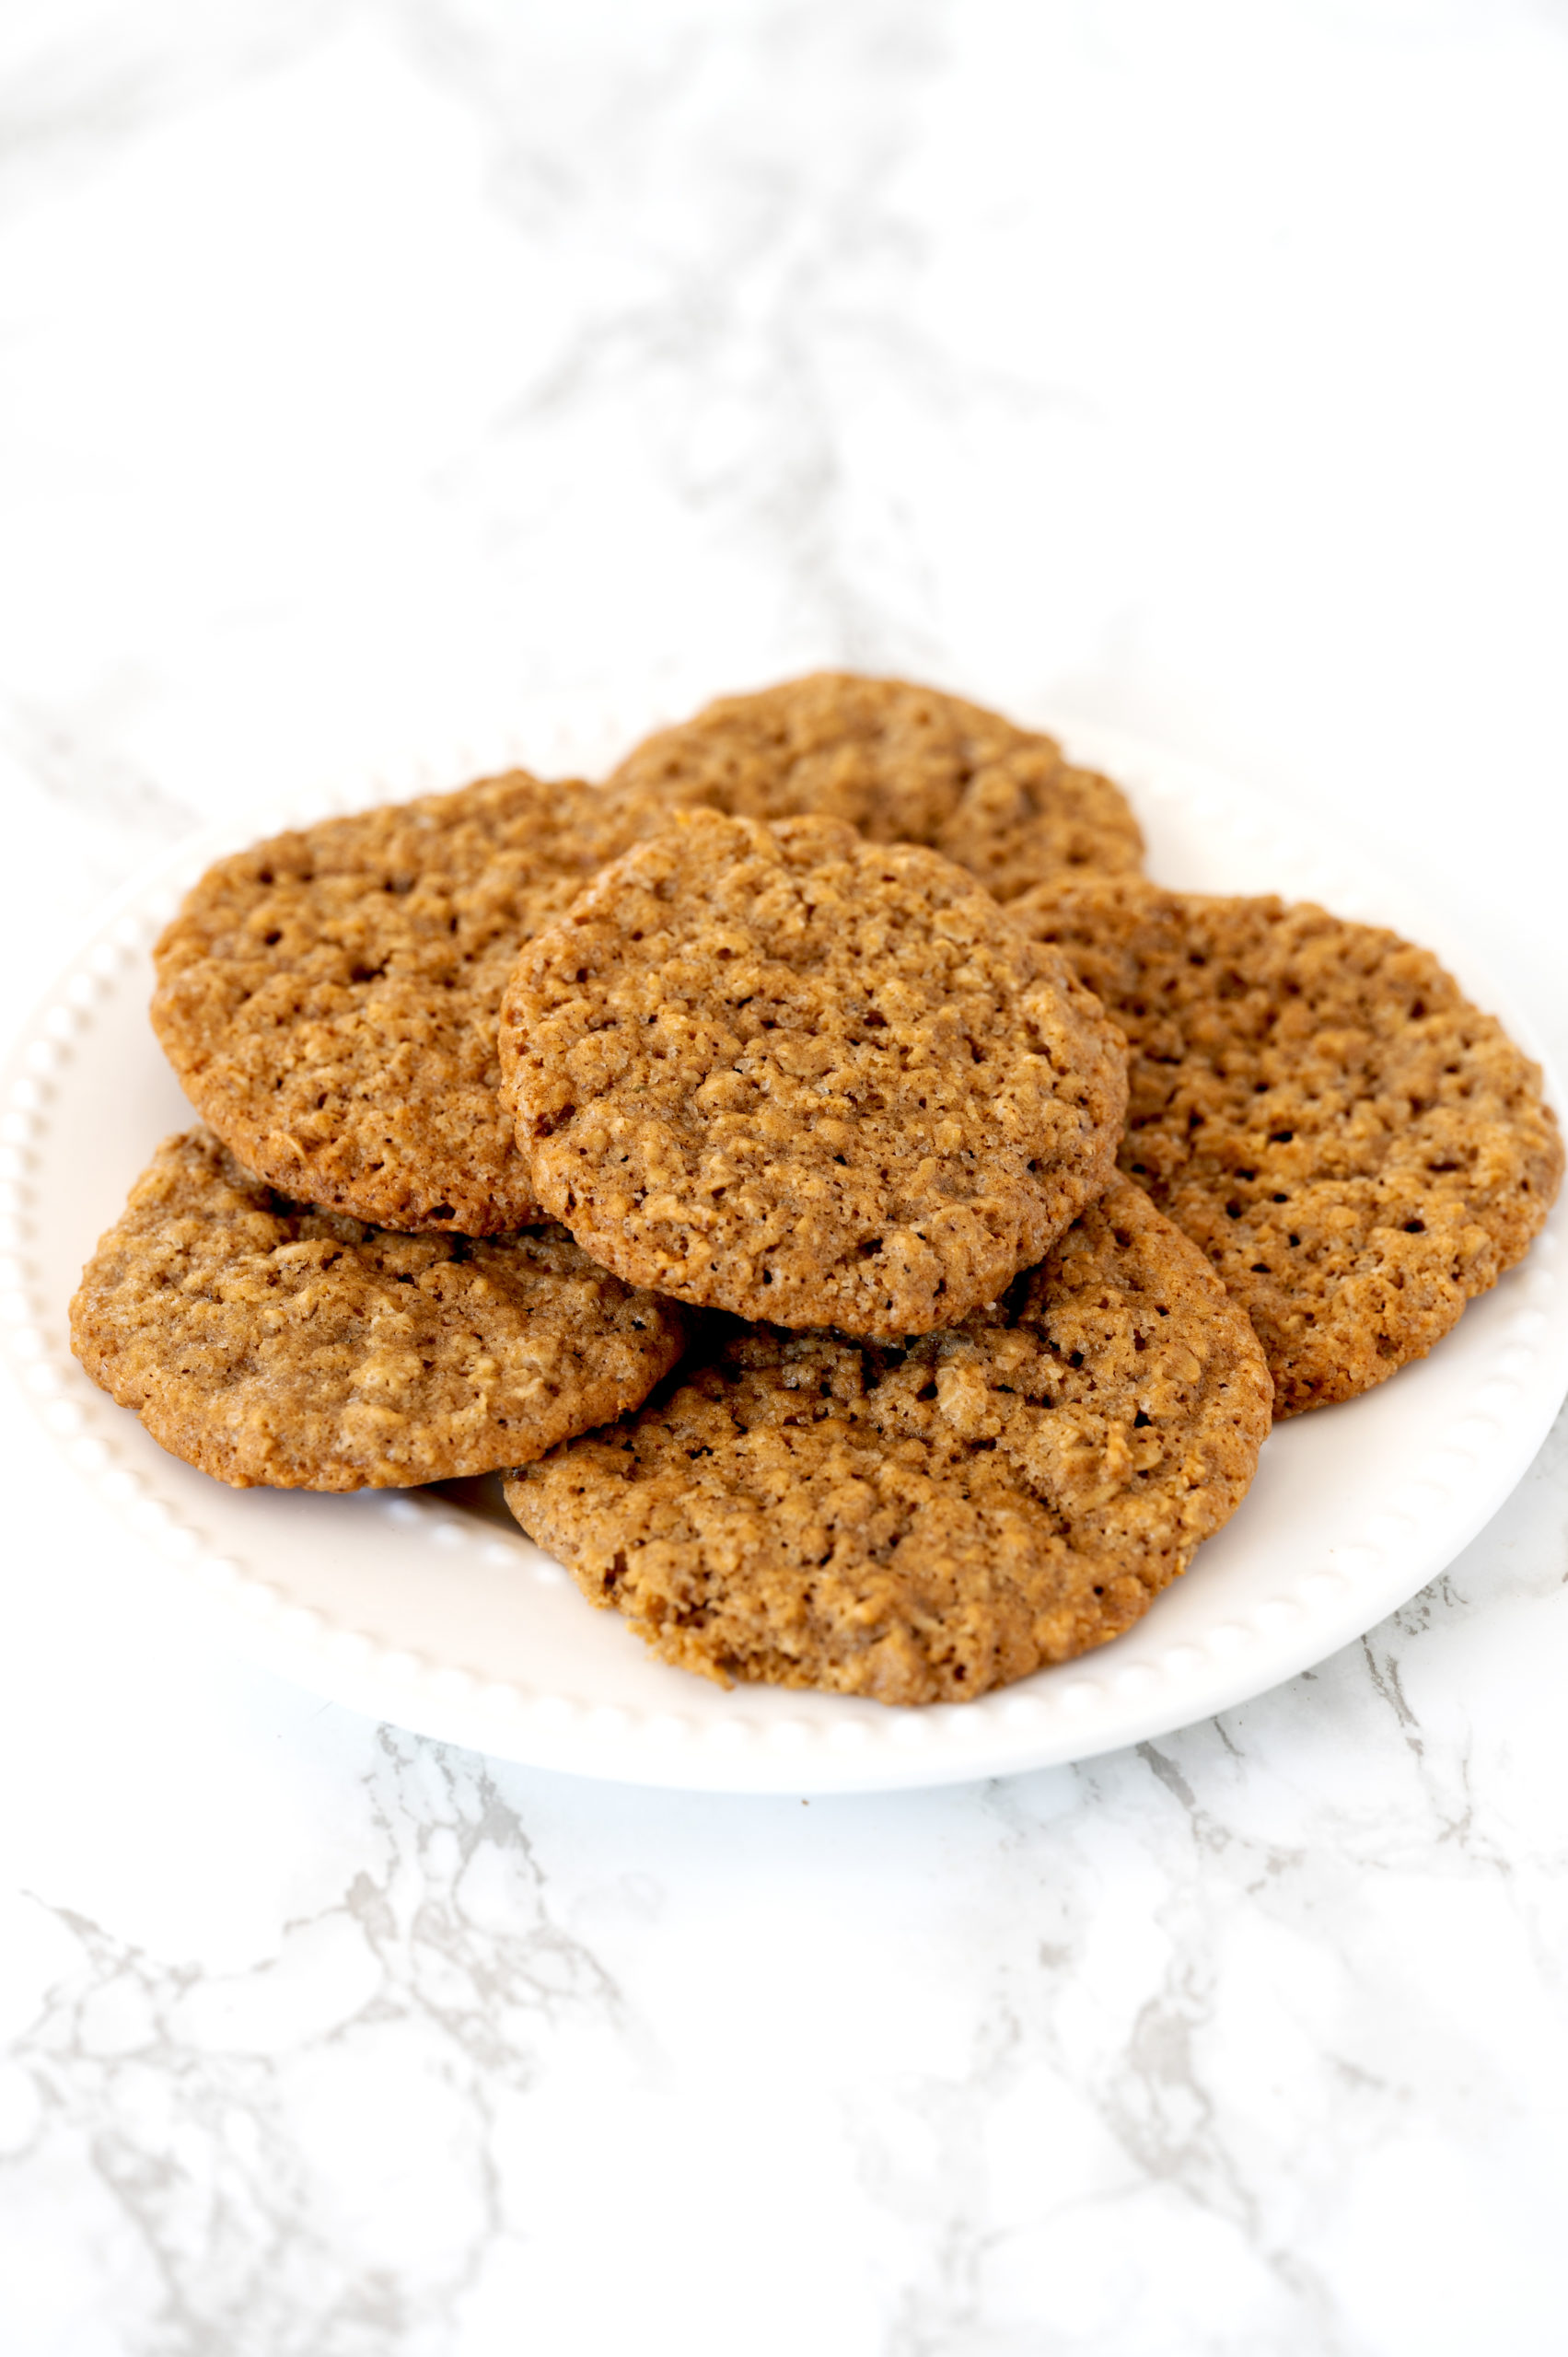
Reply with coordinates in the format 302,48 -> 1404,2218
500,808 -> 1129,1338
505,1181 -> 1272,1705
1013,874 -> 1564,1412
71,1129 -> 688,1490
152,771 -> 640,1235
604,672 -> 1145,900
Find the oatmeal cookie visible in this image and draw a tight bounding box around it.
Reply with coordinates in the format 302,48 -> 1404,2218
152,771 -> 637,1234
505,1182 -> 1272,1704
1013,875 -> 1563,1412
605,673 -> 1144,900
70,1128 -> 687,1491
499,809 -> 1129,1337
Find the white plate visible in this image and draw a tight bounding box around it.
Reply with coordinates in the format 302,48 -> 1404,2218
3,724 -> 1564,1794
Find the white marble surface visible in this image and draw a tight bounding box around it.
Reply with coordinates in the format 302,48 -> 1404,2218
3,4 -> 1568,2350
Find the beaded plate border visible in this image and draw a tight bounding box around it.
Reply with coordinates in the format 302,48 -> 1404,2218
3,720 -> 1564,1793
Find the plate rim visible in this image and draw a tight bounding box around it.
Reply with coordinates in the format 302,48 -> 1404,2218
2,719 -> 1564,1794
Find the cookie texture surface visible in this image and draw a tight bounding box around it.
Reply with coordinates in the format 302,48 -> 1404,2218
505,1182 -> 1272,1705
606,672 -> 1144,900
1013,876 -> 1564,1412
500,810 -> 1129,1337
152,771 -> 636,1234
70,1129 -> 687,1491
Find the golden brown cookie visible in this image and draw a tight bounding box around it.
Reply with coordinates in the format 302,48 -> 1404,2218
505,1182 -> 1272,1704
1012,875 -> 1564,1413
499,809 -> 1129,1338
70,1128 -> 688,1491
605,673 -> 1144,900
151,772 -> 638,1234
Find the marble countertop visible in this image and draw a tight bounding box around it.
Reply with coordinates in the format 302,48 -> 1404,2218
3,6 -> 1567,2351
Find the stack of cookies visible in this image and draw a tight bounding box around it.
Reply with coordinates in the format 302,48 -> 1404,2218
70,677 -> 1562,1705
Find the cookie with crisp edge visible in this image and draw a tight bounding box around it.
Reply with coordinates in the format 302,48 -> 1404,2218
70,1128 -> 688,1491
1012,874 -> 1564,1413
505,1182 -> 1272,1705
152,772 -> 639,1235
605,672 -> 1144,900
499,809 -> 1129,1338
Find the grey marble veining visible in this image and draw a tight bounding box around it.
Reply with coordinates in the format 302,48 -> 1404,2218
3,1403 -> 1565,2352
6,1731 -> 630,2353
3,3 -> 1568,2351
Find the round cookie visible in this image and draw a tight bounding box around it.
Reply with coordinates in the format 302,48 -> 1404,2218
1013,875 -> 1564,1413
605,672 -> 1144,900
499,809 -> 1130,1338
152,771 -> 638,1234
70,1128 -> 689,1491
505,1181 -> 1272,1705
